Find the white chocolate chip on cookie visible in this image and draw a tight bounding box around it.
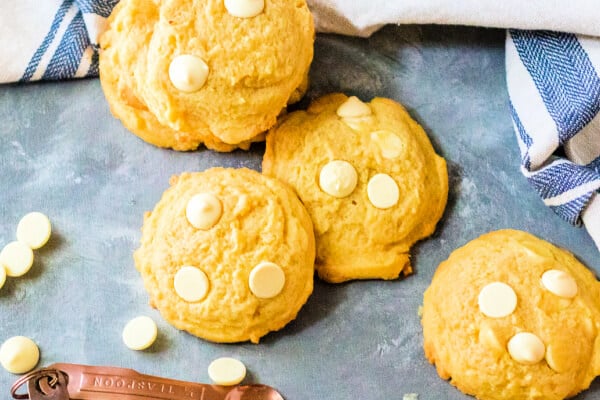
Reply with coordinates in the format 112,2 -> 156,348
371,130 -> 404,159
508,332 -> 545,365
478,282 -> 517,318
319,160 -> 358,198
337,96 -> 373,130
174,266 -> 210,302
224,0 -> 264,18
336,96 -> 372,118
0,241 -> 34,277
186,193 -> 222,230
169,55 -> 209,93
478,323 -> 505,358
545,343 -> 575,373
367,173 -> 399,209
541,270 -> 578,299
249,262 -> 285,299
16,212 -> 52,250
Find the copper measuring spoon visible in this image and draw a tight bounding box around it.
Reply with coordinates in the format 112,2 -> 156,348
11,363 -> 284,400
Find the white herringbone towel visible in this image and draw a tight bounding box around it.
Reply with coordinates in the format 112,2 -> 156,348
506,31 -> 600,250
0,0 -> 117,83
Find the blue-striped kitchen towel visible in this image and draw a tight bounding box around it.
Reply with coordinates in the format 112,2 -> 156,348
506,31 -> 600,250
0,0 -> 118,83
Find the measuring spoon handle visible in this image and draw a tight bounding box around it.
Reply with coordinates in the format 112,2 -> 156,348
48,363 -> 283,400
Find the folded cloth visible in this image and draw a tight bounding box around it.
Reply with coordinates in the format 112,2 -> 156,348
506,31 -> 600,251
1,1 -> 598,250
307,0 -> 600,38
0,0 -> 117,83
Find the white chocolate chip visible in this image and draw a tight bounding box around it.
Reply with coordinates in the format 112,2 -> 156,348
174,266 -> 210,302
507,332 -> 545,365
208,357 -> 246,386
541,269 -> 578,299
478,324 -> 504,357
478,282 -> 517,318
0,264 -> 6,290
122,316 -> 158,351
0,241 -> 34,277
186,193 -> 222,230
169,55 -> 209,93
371,130 -> 404,159
0,336 -> 40,374
319,160 -> 358,198
582,316 -> 596,339
545,343 -> 572,373
340,116 -> 373,131
16,212 -> 52,250
249,262 -> 285,299
367,173 -> 399,209
224,0 -> 264,18
402,394 -> 419,400
336,96 -> 372,118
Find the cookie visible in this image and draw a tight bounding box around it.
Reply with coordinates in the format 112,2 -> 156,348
99,0 -> 235,152
422,229 -> 600,400
134,168 -> 315,343
100,0 -> 314,151
262,93 -> 448,283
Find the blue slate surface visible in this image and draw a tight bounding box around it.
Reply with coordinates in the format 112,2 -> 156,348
1,25 -> 599,399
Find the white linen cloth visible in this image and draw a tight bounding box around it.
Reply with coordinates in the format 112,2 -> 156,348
306,0 -> 600,38
0,0 -> 598,251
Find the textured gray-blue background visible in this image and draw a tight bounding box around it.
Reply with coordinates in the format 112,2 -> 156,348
1,25 -> 599,399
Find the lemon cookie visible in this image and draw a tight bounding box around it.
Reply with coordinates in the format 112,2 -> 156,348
262,93 -> 448,283
134,168 -> 315,343
422,229 -> 600,400
100,0 -> 314,151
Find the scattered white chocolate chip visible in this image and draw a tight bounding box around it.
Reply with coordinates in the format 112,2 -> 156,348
224,0 -> 264,18
336,96 -> 372,118
186,193 -> 222,230
122,316 -> 158,351
371,130 -> 404,159
169,55 -> 209,93
403,394 -> 419,400
0,241 -> 34,277
208,357 -> 246,386
0,264 -> 6,290
0,336 -> 40,374
367,173 -> 399,209
507,332 -> 545,365
174,266 -> 210,302
16,212 -> 51,250
541,269 -> 578,299
478,282 -> 517,318
319,160 -> 358,198
249,262 -> 285,299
